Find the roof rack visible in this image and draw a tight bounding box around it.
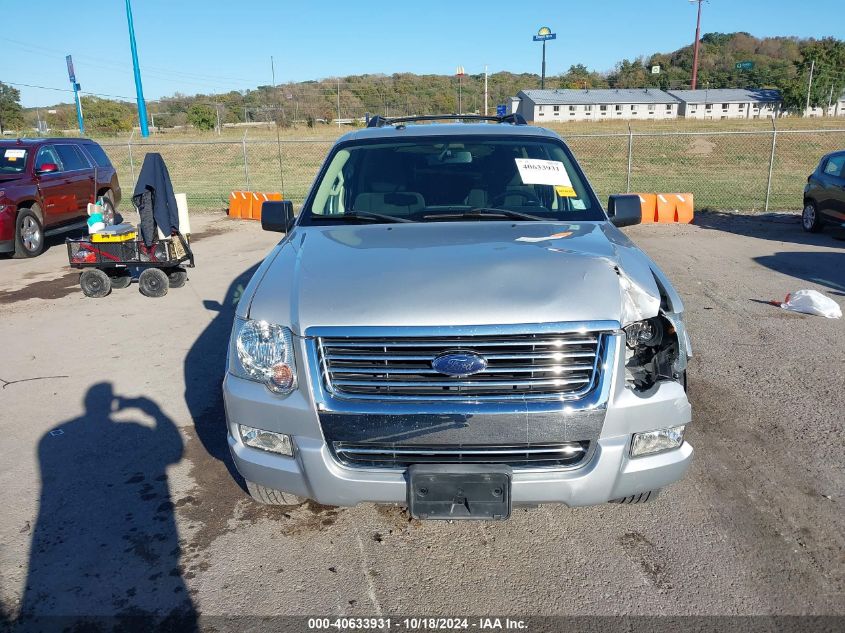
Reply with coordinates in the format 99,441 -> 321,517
366,113 -> 527,128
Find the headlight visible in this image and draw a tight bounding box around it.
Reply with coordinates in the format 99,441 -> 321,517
232,318 -> 297,394
631,425 -> 686,457
623,318 -> 664,349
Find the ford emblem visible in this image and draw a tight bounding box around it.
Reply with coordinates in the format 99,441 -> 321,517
431,351 -> 488,377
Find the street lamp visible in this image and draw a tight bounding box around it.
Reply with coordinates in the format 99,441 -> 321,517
456,66 -> 465,114
533,27 -> 556,90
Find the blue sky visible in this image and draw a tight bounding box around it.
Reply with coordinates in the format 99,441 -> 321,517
2,0 -> 842,107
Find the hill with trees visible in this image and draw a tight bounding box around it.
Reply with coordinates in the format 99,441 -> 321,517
10,32 -> 845,135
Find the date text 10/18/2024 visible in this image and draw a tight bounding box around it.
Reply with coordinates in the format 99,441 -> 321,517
308,618 -> 529,631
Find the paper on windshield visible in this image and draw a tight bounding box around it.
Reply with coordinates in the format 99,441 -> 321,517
4,149 -> 26,159
515,158 -> 576,197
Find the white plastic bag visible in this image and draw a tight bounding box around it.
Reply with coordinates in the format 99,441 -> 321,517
775,290 -> 842,319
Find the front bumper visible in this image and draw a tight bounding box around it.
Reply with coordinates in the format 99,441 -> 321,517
224,329 -> 693,507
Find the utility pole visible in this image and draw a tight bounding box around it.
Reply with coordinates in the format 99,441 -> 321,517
828,85 -> 835,115
484,65 -> 489,116
690,0 -> 704,90
215,104 -> 221,135
805,59 -> 815,115
125,0 -> 149,137
337,78 -> 341,127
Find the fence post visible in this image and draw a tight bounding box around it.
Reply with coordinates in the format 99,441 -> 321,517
127,129 -> 136,189
764,117 -> 777,212
626,124 -> 633,193
242,131 -> 250,191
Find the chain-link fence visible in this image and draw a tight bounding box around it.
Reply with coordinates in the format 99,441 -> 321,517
101,126 -> 845,212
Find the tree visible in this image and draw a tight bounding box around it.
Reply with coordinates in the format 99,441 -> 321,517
80,97 -> 134,134
187,104 -> 216,131
0,81 -> 25,134
781,38 -> 845,112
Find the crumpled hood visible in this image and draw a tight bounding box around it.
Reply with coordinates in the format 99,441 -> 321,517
247,221 -> 662,334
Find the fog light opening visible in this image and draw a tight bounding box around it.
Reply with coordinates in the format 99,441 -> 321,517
239,425 -> 293,456
631,425 -> 685,457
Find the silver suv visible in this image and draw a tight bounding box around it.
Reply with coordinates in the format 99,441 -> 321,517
223,115 -> 693,520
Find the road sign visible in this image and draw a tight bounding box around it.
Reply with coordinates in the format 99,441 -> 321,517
735,61 -> 754,71
496,104 -> 507,117
651,65 -> 661,74
533,26 -> 556,41
66,55 -> 76,83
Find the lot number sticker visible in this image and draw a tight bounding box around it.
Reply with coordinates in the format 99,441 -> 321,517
4,149 -> 26,159
514,158 -> 576,196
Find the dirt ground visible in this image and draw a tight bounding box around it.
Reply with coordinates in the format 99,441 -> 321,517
0,211 -> 842,630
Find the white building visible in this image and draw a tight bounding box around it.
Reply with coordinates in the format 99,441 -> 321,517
513,89 -> 680,122
667,89 -> 782,119
804,91 -> 845,117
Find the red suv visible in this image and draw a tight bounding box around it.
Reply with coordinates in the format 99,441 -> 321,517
0,138 -> 121,257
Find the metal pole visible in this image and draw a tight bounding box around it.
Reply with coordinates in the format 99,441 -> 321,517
626,124 -> 633,193
72,83 -> 84,135
125,0 -> 150,137
805,60 -> 815,115
691,0 -> 703,90
541,40 -> 546,89
242,131 -> 250,191
484,65 -> 489,115
127,131 -> 136,189
271,56 -> 285,195
764,118 -> 777,212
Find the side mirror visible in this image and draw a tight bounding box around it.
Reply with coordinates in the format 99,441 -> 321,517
36,162 -> 59,174
607,194 -> 642,228
261,200 -> 295,233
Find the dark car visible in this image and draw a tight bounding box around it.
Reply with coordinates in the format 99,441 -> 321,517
803,150 -> 845,233
0,138 -> 121,257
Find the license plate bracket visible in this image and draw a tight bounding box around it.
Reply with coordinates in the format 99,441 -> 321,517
407,464 -> 512,520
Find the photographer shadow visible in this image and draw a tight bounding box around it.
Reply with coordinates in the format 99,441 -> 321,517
19,382 -> 196,630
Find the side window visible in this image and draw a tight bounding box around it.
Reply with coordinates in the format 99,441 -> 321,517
55,145 -> 90,171
823,155 -> 845,177
81,143 -> 112,168
35,146 -> 63,171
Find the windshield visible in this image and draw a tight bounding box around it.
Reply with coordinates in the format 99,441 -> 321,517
301,136 -> 605,224
0,147 -> 28,174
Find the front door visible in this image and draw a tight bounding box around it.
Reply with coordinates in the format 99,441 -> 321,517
33,145 -> 75,227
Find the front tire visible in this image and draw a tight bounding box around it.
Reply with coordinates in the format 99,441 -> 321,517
802,202 -> 823,233
79,269 -> 112,298
138,268 -> 169,298
14,208 -> 44,258
245,480 -> 305,506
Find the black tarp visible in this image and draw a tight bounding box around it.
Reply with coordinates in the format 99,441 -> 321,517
133,153 -> 179,246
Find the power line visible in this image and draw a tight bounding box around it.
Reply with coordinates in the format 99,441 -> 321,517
1,79 -> 134,101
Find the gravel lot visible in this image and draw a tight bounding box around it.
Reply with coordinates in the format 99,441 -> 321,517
0,212 -> 842,629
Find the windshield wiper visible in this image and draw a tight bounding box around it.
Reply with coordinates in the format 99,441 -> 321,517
310,211 -> 413,224
422,207 -> 546,222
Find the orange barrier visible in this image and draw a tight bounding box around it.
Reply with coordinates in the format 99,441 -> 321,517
228,191 -> 248,218
229,191 -> 283,220
656,194 -> 676,223
671,193 -> 694,223
248,192 -> 283,220
634,193 -> 657,223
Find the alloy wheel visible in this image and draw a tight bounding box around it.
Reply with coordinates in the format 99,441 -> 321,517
20,216 -> 42,253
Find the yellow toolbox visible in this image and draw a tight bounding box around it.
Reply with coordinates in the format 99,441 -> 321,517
91,231 -> 137,243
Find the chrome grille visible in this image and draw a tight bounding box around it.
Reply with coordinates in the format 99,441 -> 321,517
332,442 -> 590,469
316,331 -> 604,401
